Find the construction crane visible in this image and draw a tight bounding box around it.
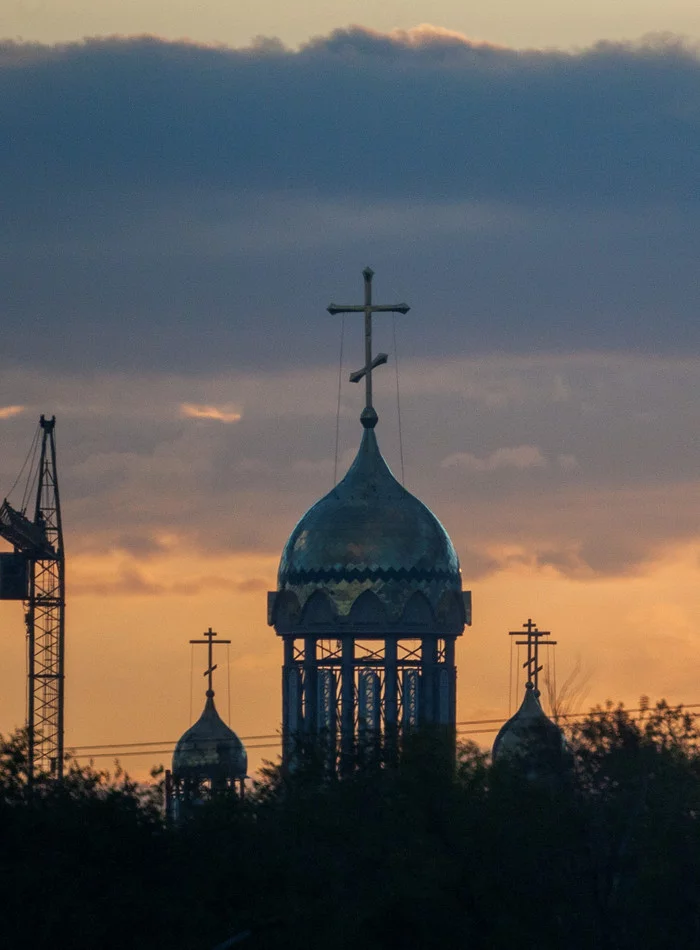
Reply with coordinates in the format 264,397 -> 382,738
0,415 -> 65,782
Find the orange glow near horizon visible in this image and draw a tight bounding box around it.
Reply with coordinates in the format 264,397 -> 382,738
2,541 -> 700,783
2,352 -> 700,784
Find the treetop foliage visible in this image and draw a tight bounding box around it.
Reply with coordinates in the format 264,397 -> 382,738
2,698 -> 700,950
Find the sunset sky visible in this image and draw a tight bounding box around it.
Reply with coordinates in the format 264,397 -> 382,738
2,2 -> 700,779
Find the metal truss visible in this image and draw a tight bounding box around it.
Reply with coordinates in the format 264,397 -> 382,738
27,418 -> 65,781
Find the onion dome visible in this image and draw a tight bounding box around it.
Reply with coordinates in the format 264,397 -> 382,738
270,416 -> 468,636
492,684 -> 567,779
172,690 -> 247,785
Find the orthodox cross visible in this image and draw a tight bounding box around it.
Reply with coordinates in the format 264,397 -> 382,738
328,267 -> 410,422
190,626 -> 231,696
509,618 -> 556,693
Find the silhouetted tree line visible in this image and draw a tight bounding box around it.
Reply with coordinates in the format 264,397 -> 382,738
2,700 -> 700,950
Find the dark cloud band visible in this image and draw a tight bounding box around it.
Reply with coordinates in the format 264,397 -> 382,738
2,29 -> 700,371
2,29 -> 700,205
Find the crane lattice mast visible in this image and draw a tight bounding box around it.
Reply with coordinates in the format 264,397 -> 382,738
0,415 -> 65,781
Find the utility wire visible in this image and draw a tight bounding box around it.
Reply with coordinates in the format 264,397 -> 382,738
69,741 -> 282,760
392,313 -> 405,485
66,702 -> 700,756
69,734 -> 281,751
333,315 -> 345,486
71,702 -> 700,762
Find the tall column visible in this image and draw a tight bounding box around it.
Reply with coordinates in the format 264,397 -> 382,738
303,636 -> 318,735
282,637 -> 298,763
384,636 -> 398,763
421,635 -> 438,725
445,637 -> 457,728
340,637 -> 355,774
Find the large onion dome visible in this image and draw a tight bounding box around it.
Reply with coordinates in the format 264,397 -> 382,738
172,690 -> 247,785
493,684 -> 567,779
270,418 -> 468,636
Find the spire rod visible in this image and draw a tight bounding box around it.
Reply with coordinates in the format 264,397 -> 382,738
328,267 -> 410,428
189,626 -> 231,698
509,617 -> 557,694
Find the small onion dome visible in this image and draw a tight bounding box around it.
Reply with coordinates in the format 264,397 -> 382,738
492,684 -> 567,779
272,423 -> 467,633
172,691 -> 247,784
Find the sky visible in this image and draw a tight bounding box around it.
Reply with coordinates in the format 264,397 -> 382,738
6,0 -> 700,51
2,2 -> 700,779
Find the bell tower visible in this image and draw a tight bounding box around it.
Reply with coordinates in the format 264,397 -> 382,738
268,269 -> 471,773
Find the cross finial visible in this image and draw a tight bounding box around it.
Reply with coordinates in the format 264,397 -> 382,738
509,618 -> 557,694
328,268 -> 410,428
189,626 -> 231,698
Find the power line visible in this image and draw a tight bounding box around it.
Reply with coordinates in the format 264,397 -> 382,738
458,702 -> 700,728
68,733 -> 281,752
69,741 -> 282,761
70,734 -> 493,761
65,702 -> 700,760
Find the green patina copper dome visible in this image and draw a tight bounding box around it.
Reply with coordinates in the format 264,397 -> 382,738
172,692 -> 247,783
276,424 -> 462,621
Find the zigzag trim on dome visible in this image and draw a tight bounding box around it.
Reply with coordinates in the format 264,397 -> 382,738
280,565 -> 460,586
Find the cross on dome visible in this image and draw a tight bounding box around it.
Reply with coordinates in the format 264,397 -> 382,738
327,267 -> 410,428
510,618 -> 557,693
189,626 -> 231,698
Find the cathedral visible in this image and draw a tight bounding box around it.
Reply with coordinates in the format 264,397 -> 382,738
169,268 -> 564,803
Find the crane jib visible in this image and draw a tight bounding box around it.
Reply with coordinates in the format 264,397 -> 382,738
0,499 -> 53,557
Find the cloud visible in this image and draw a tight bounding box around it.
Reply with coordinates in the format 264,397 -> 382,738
180,403 -> 242,423
557,453 -> 579,471
0,405 -> 24,420
3,30 -> 700,207
441,445 -> 547,471
1,30 -> 700,375
2,32 -> 700,589
388,24 -> 502,48
70,565 -> 166,597
69,550 -> 272,597
2,353 -> 700,583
